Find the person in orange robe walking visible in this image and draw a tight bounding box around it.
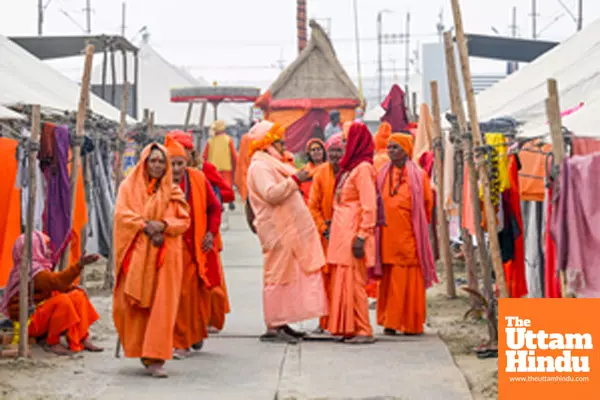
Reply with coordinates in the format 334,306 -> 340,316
1,231 -> 103,355
246,121 -> 328,344
326,122 -> 377,344
235,132 -> 253,202
308,133 -> 344,333
299,138 -> 327,203
203,120 -> 237,210
376,133 -> 437,336
373,122 -> 392,172
164,136 -> 223,359
168,131 -> 232,334
112,143 -> 191,378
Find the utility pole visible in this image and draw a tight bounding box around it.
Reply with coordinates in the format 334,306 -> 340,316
38,0 -> 44,35
577,0 -> 583,31
507,7 -> 519,74
84,0 -> 92,34
377,12 -> 384,103
531,0 -> 538,39
296,0 -> 307,54
121,2 -> 127,37
352,0 -> 365,108
405,12 -> 411,99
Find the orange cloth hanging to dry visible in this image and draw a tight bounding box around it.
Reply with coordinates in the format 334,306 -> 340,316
0,138 -> 21,287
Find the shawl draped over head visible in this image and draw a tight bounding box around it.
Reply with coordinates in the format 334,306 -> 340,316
113,143 -> 187,308
374,122 -> 392,152
164,135 -> 188,160
336,122 -> 374,187
1,231 -> 52,314
167,130 -> 194,150
248,121 -> 297,177
389,133 -> 414,158
380,84 -> 409,132
325,133 -> 343,150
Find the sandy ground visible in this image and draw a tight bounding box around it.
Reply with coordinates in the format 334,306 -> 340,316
0,213 -> 497,399
428,261 -> 499,400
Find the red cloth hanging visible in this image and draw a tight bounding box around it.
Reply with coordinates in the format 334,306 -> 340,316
283,109 -> 330,153
380,84 -> 409,133
544,186 -> 561,298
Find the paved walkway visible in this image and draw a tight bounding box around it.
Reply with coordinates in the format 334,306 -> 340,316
1,212 -> 473,400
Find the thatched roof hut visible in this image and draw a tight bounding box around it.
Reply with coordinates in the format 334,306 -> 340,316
255,20 -> 361,152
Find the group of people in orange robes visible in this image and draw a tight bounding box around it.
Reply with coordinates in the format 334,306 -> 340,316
112,130 -> 231,378
243,118 -> 437,345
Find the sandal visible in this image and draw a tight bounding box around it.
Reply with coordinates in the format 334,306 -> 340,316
147,363 -> 168,378
172,349 -> 190,360
259,329 -> 299,345
383,328 -> 398,336
344,336 -> 376,345
191,341 -> 204,351
282,325 -> 306,338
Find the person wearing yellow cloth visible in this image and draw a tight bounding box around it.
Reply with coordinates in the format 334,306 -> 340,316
479,132 -> 510,207
203,120 -> 238,211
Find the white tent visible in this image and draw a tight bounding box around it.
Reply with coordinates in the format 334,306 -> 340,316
0,105 -> 24,120
463,17 -> 600,138
90,43 -> 250,126
0,35 -> 132,123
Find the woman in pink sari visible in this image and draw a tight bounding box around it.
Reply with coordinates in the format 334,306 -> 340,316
246,121 -> 328,344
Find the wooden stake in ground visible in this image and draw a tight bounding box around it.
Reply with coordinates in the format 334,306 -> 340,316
18,105 -> 42,358
443,30 -> 488,300
450,0 -> 509,299
545,79 -> 570,297
104,81 -> 130,291
60,44 -> 95,270
430,81 -> 456,299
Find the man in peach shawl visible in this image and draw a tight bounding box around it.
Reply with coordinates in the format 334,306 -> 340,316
308,133 -> 343,333
164,136 -> 223,359
327,122 -> 377,344
168,130 -> 231,334
299,138 -> 327,203
113,143 -> 191,378
246,121 -> 328,344
376,133 -> 437,336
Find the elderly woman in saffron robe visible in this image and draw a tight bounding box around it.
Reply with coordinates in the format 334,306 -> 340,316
299,138 -> 327,203
327,122 -> 377,344
246,121 -> 328,344
376,133 -> 437,336
112,143 -> 190,378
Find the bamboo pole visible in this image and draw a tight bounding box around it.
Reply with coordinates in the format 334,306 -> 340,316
450,0 -> 509,299
430,81 -> 456,298
545,79 -> 570,298
443,31 -> 483,300
60,44 -> 95,271
104,81 -> 130,291
18,105 -> 41,357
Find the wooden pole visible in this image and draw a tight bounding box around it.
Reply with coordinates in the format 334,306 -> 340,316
18,105 -> 41,357
545,79 -> 570,297
450,0 -> 509,299
430,81 -> 455,298
60,44 -> 94,270
443,31 -> 483,300
104,82 -> 130,291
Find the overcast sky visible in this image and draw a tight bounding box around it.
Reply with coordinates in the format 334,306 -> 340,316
1,0 -> 598,87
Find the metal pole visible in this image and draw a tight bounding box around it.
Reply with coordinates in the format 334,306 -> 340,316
405,12 -> 411,92
532,0 -> 537,39
353,0 -> 364,108
85,0 -> 92,34
377,12 -> 383,103
121,2 -> 126,37
38,0 -> 43,35
577,0 -> 583,31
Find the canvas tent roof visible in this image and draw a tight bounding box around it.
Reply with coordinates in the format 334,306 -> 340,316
0,105 -> 24,120
89,43 -> 250,126
461,17 -> 600,139
0,35 -> 132,123
258,20 -> 360,109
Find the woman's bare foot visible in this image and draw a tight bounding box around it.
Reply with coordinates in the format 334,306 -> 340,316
147,363 -> 168,378
207,326 -> 221,334
172,348 -> 191,360
44,342 -> 71,356
82,339 -> 104,352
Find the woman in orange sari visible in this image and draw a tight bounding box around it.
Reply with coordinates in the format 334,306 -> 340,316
299,138 -> 327,203
308,133 -> 344,333
1,231 -> 102,355
246,121 -> 328,344
327,122 -> 377,344
112,143 -> 190,378
376,134 -> 437,336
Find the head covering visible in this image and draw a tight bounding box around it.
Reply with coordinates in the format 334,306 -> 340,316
1,231 -> 53,314
326,133 -> 343,150
210,120 -> 227,136
374,122 -> 392,152
342,121 -> 352,140
330,110 -> 341,119
167,130 -> 194,150
336,122 -> 374,186
164,135 -> 188,160
248,120 -> 286,159
305,138 -> 326,164
389,133 -> 414,158
380,84 -> 409,132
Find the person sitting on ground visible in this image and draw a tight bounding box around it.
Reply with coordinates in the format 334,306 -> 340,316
0,231 -> 103,355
